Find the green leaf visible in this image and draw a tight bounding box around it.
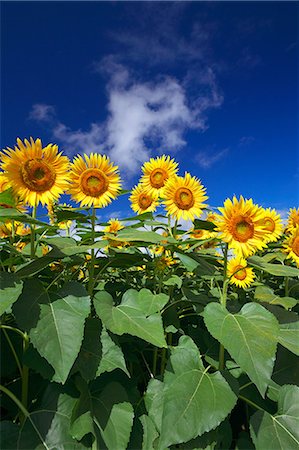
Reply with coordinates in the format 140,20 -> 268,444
250,385 -> 299,450
0,208 -> 53,227
13,279 -> 49,331
29,282 -> 90,383
96,328 -> 129,377
94,290 -> 167,348
248,256 -> 299,277
175,252 -> 199,272
163,275 -> 183,289
140,415 -> 159,450
254,285 -> 297,309
72,317 -> 103,381
203,302 -> 279,396
278,321 -> 299,356
15,255 -> 56,278
18,385 -> 82,450
0,188 -> 17,207
71,379 -> 134,450
116,229 -> 175,244
158,336 -> 237,448
0,272 -> 23,315
193,219 -> 217,231
144,379 -> 164,433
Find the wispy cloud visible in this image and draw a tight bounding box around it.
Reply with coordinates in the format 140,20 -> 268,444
29,103 -> 55,122
196,147 -> 229,169
239,136 -> 255,147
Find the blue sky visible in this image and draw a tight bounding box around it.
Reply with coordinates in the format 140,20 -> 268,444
1,1 -> 298,220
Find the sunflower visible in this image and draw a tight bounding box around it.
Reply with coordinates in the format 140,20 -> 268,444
215,196 -> 269,257
163,172 -> 208,221
286,208 -> 299,233
283,226 -> 299,266
68,153 -> 121,208
130,184 -> 159,214
0,221 -> 30,238
140,155 -> 178,196
1,138 -> 70,207
0,173 -> 10,192
104,218 -> 124,234
227,256 -> 255,289
257,208 -> 283,243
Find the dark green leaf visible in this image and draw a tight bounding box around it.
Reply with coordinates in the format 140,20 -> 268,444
94,290 -> 167,348
248,256 -> 299,277
254,285 -> 297,309
278,321 -> 299,356
96,328 -> 129,377
140,415 -> 159,450
0,272 -> 23,315
250,385 -> 299,450
203,302 -> 279,396
158,336 -> 237,448
29,282 -> 90,384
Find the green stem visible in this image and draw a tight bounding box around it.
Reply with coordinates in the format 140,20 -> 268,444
21,332 -> 29,425
152,347 -> 158,377
88,207 -> 96,298
2,328 -> 23,377
30,203 -> 37,259
0,384 -> 49,449
219,243 -> 229,371
0,324 -> 27,340
239,394 -> 265,412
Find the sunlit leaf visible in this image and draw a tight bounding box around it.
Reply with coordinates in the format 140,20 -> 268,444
248,256 -> 299,277
278,321 -> 299,356
0,272 -> 23,316
203,302 -> 279,396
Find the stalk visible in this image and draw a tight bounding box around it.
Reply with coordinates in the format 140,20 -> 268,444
21,332 -> 29,424
88,207 -> 96,297
30,203 -> 37,259
219,243 -> 229,371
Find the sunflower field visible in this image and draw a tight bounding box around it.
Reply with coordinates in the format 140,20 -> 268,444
0,138 -> 299,450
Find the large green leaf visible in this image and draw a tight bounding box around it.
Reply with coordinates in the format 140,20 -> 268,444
96,328 -> 129,377
0,272 -> 23,315
140,415 -> 159,450
144,379 -> 164,433
114,229 -> 176,244
158,336 -> 237,448
29,282 -> 90,384
71,378 -> 134,450
248,256 -> 299,277
18,385 -> 83,449
94,290 -> 167,348
254,285 -> 297,309
13,279 -> 49,331
203,302 -> 279,396
250,385 -> 299,450
278,321 -> 299,356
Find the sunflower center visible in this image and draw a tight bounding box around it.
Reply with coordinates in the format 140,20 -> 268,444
234,265 -> 247,280
150,168 -> 167,188
21,159 -> 56,192
80,169 -> 108,197
192,229 -> 205,239
138,193 -> 152,210
292,237 -> 299,256
263,217 -> 275,232
174,187 -> 195,210
230,216 -> 254,242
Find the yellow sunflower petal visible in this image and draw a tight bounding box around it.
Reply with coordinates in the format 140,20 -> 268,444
129,183 -> 159,214
162,172 -> 208,221
140,155 -> 179,196
257,207 -> 283,243
283,226 -> 299,266
68,153 -> 121,208
227,256 -> 255,288
215,196 -> 269,257
0,138 -> 70,207
286,208 -> 299,233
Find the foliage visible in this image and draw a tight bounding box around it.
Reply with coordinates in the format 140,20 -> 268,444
1,155 -> 299,450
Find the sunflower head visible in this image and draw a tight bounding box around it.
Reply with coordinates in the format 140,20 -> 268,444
215,196 -> 268,257
257,208 -> 283,243
283,226 -> 299,267
163,172 -> 208,221
0,173 -> 10,192
104,218 -> 124,234
68,153 -> 121,208
140,155 -> 178,196
227,256 -> 255,289
129,183 -> 159,215
286,208 -> 299,233
0,138 -> 70,206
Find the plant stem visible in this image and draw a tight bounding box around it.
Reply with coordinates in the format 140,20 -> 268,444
30,203 -> 37,259
88,207 -> 96,298
219,243 -> 229,371
21,332 -> 29,425
239,394 -> 265,412
2,328 -> 23,377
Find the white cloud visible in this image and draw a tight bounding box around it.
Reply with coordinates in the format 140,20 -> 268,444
196,147 -> 229,169
29,103 -> 55,122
